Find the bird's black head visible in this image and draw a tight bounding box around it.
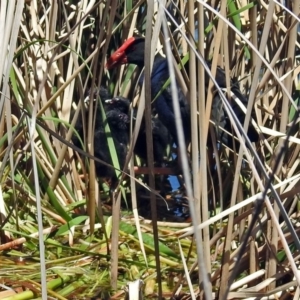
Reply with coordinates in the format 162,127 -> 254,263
99,86 -> 111,101
105,96 -> 130,114
106,110 -> 129,130
106,37 -> 145,69
84,86 -> 112,103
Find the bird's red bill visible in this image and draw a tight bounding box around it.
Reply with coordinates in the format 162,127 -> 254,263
106,37 -> 136,69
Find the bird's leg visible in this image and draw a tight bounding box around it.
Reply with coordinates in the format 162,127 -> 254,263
106,176 -> 119,203
158,163 -> 167,196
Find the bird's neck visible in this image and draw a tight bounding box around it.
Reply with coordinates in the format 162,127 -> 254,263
138,54 -> 168,85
